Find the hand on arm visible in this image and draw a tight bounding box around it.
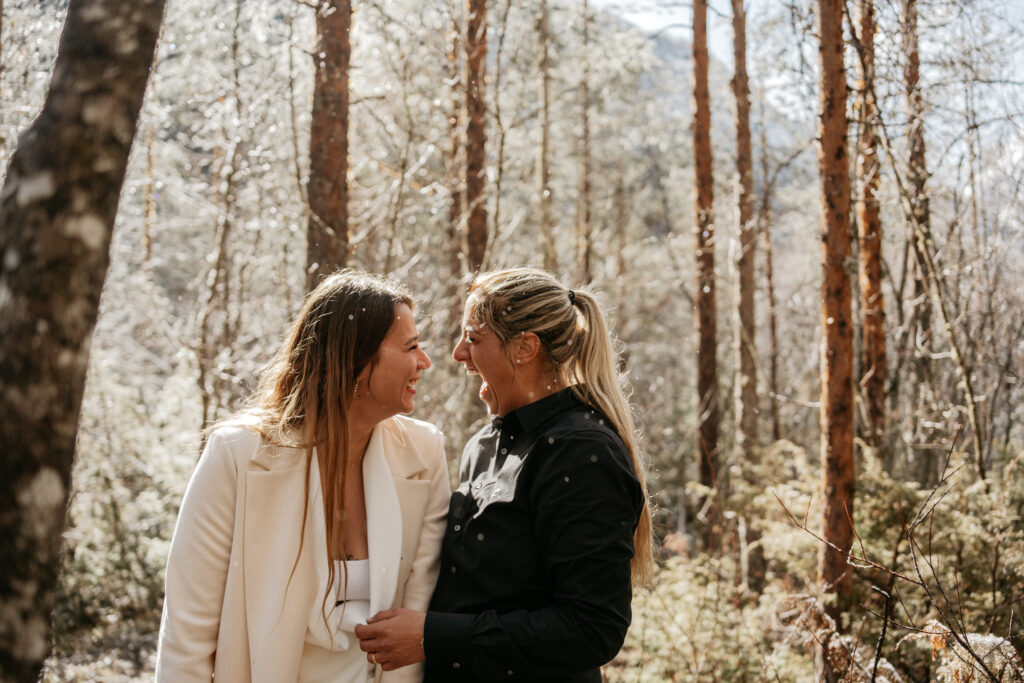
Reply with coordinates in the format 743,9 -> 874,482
355,608 -> 426,671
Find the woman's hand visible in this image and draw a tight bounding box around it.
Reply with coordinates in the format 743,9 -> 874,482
354,608 -> 427,671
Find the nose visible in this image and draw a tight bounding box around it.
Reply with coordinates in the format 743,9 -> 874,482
419,347 -> 432,370
452,335 -> 469,363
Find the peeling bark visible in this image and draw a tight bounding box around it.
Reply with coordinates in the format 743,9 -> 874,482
0,0 -> 164,678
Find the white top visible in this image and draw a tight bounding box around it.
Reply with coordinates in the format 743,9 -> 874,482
299,465 -> 388,683
335,559 -> 371,603
298,556 -> 375,683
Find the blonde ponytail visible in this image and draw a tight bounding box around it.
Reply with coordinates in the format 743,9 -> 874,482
567,291 -> 653,585
466,268 -> 654,585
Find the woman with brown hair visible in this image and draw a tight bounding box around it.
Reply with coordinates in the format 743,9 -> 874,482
156,270 -> 450,683
356,267 -> 653,682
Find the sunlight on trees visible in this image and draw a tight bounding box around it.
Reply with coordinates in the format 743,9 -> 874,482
0,0 -> 1022,680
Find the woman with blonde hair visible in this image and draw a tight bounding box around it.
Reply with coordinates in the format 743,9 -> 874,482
356,267 -> 653,682
156,270 -> 450,682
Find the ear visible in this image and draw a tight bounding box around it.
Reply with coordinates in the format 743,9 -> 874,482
513,332 -> 542,365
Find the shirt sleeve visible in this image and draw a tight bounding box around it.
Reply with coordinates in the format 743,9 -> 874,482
155,430 -> 240,682
424,432 -> 642,680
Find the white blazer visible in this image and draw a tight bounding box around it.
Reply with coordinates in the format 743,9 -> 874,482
156,415 -> 451,683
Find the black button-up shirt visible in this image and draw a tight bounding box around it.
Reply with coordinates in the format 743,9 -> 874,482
424,388 -> 643,682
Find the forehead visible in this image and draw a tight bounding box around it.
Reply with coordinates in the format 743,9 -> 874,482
461,318 -> 492,334
386,303 -> 417,333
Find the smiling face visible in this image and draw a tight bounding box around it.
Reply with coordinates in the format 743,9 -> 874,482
356,303 -> 431,420
452,315 -> 517,416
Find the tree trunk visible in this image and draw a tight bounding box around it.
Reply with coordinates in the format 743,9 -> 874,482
0,0 -> 4,108
306,0 -> 351,290
757,102 -> 783,443
0,0 -> 164,678
815,0 -> 855,625
730,0 -> 765,594
445,5 -> 465,343
902,0 -> 940,483
855,0 -> 887,448
575,0 -> 592,284
693,0 -> 719,501
464,0 -> 488,273
762,201 -> 781,442
899,0 -> 986,481
536,0 -> 557,274
731,0 -> 757,457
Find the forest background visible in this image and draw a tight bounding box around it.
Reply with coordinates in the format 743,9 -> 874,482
1,0 -> 1023,680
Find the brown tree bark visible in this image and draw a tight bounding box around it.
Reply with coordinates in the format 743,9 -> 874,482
756,105 -> 783,443
730,0 -> 765,594
0,0 -> 164,677
575,0 -> 592,284
1,0 -> 5,112
815,0 -> 855,623
855,0 -> 887,448
536,0 -> 557,274
731,0 -> 757,457
306,0 -> 351,290
693,0 -> 719,498
464,0 -> 488,273
445,4 -> 465,343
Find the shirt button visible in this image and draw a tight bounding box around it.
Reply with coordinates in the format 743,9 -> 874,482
454,524 -> 461,531
507,670 -> 514,676
453,662 -> 461,670
450,566 -> 457,574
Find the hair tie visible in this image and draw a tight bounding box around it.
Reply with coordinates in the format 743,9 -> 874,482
568,289 -> 576,306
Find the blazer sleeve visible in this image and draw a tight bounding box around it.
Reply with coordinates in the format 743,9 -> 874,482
155,430 -> 241,682
383,430 -> 451,683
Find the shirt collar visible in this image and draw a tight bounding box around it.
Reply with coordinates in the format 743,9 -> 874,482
501,386 -> 581,436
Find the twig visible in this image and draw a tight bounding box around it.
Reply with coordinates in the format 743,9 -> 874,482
772,491 -> 922,586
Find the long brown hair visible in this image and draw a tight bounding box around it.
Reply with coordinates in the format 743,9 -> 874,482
244,269 -> 413,613
464,267 -> 654,585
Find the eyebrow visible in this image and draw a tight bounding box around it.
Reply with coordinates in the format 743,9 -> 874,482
402,335 -> 419,345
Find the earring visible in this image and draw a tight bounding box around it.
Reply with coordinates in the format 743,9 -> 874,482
353,379 -> 359,398
516,358 -> 521,364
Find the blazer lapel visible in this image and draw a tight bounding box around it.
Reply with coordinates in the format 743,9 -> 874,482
365,424 -> 402,615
